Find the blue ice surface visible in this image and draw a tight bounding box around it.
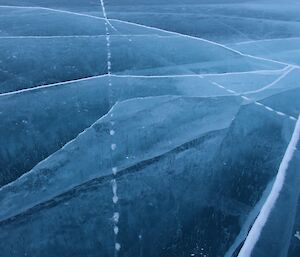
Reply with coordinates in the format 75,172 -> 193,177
0,1 -> 299,257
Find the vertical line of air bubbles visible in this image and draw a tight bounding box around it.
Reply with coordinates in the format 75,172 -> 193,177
99,0 -> 121,256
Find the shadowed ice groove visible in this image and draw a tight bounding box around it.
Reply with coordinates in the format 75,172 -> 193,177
0,95 -> 242,222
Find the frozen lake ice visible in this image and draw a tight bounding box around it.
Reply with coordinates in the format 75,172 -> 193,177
0,1 -> 299,257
